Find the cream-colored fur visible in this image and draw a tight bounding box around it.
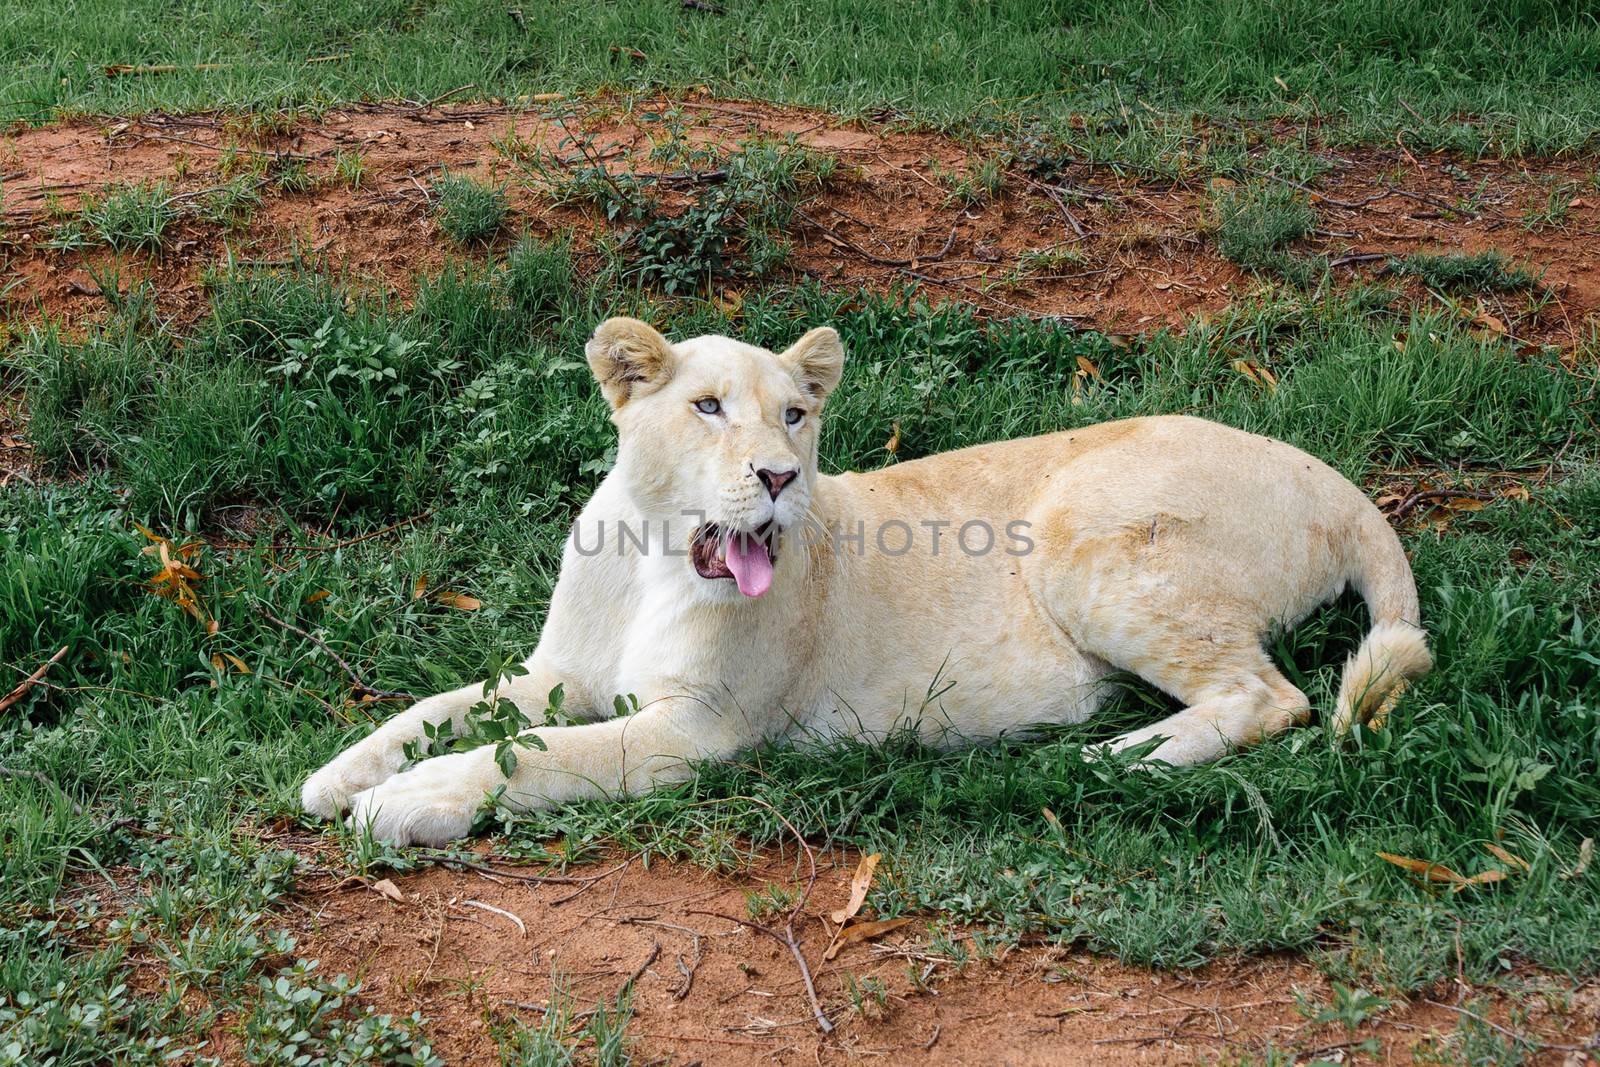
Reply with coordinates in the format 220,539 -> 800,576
302,318 -> 1431,846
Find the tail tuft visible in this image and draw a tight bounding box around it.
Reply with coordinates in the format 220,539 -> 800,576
1332,620 -> 1432,733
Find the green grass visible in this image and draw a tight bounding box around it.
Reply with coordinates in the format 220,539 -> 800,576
51,180 -> 178,252
1211,181 -> 1324,285
5,1 -> 1600,154
430,171 -> 509,244
1389,251 -> 1540,294
2,242 -> 1597,1059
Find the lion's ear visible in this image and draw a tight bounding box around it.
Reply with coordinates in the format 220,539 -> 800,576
780,326 -> 845,402
586,317 -> 677,409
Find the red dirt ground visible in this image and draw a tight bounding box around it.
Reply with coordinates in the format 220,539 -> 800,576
3,92 -> 1599,353
259,841 -> 1598,1066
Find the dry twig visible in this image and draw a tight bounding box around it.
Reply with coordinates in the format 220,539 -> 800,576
253,605 -> 418,703
0,645 -> 68,714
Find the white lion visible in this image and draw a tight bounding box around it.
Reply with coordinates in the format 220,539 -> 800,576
302,318 -> 1431,846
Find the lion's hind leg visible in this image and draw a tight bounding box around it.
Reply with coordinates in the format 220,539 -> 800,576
1102,656 -> 1310,767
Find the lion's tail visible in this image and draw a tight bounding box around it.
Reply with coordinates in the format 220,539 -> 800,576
1332,518 -> 1433,733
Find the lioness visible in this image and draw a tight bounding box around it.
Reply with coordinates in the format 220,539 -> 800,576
303,318 -> 1432,846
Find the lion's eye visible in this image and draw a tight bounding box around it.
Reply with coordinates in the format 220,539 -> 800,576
694,397 -> 722,416
784,407 -> 805,426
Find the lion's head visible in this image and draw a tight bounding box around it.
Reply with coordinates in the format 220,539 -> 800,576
585,317 -> 845,600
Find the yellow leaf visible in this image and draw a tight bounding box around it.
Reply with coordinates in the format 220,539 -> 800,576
885,422 -> 900,455
436,591 -> 482,611
1376,852 -> 1467,884
830,853 -> 882,926
1452,868 -> 1507,892
210,652 -> 251,675
411,575 -> 429,600
1231,359 -> 1277,392
1482,843 -> 1530,872
305,589 -> 333,605
1075,356 -> 1101,381
823,917 -> 913,961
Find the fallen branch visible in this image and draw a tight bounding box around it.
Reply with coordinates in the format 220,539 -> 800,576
1424,1000 -> 1595,1054
1028,177 -> 1087,239
616,939 -> 660,999
618,917 -> 704,1000
462,899 -> 527,937
1327,252 -> 1390,269
271,508 -> 436,553
0,646 -> 68,713
795,207 -> 957,268
104,63 -> 226,77
1262,173 -> 1391,211
0,764 -> 84,814
435,854 -> 633,888
253,605 -> 418,703
687,795 -> 833,1034
1391,488 -> 1492,520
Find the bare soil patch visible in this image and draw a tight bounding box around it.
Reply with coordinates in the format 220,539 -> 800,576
3,94 -> 1599,353
265,840 -> 1596,1066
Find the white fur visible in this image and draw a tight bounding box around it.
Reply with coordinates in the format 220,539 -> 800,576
304,320 -> 1431,845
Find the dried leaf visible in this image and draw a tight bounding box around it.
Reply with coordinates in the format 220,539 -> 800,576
137,524 -> 213,628
1471,306 -> 1508,336
823,917 -> 912,961
1482,843 -> 1530,872
1075,356 -> 1102,381
305,589 -> 333,605
830,853 -> 882,926
1231,359 -> 1278,392
1500,484 -> 1531,503
411,575 -> 429,600
885,422 -> 901,455
1376,852 -> 1467,884
370,878 -> 405,903
210,652 -> 252,675
1560,838 -> 1593,881
1377,852 -> 1506,892
1443,496 -> 1488,512
1453,869 -> 1507,891
436,591 -> 482,611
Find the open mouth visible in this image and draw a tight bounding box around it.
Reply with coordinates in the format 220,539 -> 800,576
692,521 -> 779,598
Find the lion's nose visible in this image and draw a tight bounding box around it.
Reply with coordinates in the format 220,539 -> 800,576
756,468 -> 798,500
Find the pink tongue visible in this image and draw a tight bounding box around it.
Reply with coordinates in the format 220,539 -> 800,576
725,533 -> 774,598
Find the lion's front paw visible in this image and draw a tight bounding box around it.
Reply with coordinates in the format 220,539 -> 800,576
301,747 -> 401,821
345,753 -> 487,847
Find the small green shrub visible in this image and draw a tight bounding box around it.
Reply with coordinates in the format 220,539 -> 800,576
198,176 -> 263,229
72,180 -> 178,251
271,157 -> 316,193
430,171 -> 509,243
1388,251 -> 1538,293
526,110 -> 835,291
332,149 -> 367,189
1212,182 -> 1315,269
